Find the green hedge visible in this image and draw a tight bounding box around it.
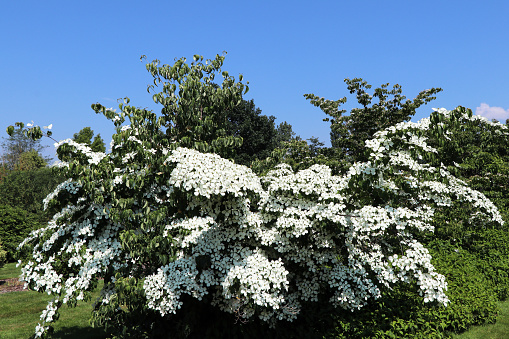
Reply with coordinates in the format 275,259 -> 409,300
0,240 -> 6,268
0,204 -> 42,262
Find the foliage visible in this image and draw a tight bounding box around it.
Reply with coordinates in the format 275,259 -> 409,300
430,108 -> 509,222
0,167 -> 65,220
73,127 -> 106,153
0,239 -> 6,268
323,240 -> 502,338
0,204 -> 42,262
105,52 -> 249,160
304,78 -> 442,164
15,150 -> 47,171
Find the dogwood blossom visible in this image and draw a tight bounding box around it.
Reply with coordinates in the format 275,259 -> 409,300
18,108 -> 505,337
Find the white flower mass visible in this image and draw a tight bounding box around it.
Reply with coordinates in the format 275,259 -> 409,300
20,108 -> 505,337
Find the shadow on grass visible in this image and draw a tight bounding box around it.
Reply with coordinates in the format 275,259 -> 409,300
51,325 -> 109,339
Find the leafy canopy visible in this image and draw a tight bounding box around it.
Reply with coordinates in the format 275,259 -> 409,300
73,127 -> 106,153
305,78 -> 442,163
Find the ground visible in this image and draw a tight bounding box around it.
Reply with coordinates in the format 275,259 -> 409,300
0,277 -> 28,294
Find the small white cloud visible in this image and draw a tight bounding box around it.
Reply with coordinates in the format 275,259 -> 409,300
475,103 -> 509,122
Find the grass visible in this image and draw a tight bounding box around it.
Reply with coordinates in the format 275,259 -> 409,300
0,262 -> 20,278
0,262 -> 108,339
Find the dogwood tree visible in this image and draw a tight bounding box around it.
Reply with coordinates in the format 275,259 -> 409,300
9,54 -> 504,338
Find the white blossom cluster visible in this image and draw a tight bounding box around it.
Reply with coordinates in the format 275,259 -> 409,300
53,139 -> 106,165
165,147 -> 263,198
144,146 -> 456,320
20,108 -> 506,338
432,107 -> 508,130
42,179 -> 82,210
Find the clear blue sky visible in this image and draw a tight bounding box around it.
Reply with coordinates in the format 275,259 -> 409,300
1,0 -> 508,160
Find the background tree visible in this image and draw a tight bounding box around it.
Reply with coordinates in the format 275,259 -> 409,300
304,78 -> 442,164
14,150 -> 47,171
0,125 -> 64,222
274,121 -> 297,145
306,136 -> 324,157
73,127 -> 106,152
0,167 -> 64,221
225,99 -> 277,165
1,123 -> 51,169
0,204 -> 42,262
224,98 -> 296,166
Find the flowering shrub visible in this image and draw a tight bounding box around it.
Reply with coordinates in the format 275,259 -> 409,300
11,106 -> 504,338
321,106 -> 509,338
8,54 -> 505,338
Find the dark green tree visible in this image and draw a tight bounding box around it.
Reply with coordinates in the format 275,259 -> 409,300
305,78 -> 442,164
0,167 -> 65,221
226,99 -> 276,165
225,99 -> 295,166
306,136 -> 324,157
0,204 -> 42,262
73,127 -> 106,152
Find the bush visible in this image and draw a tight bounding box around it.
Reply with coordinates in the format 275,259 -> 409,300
0,240 -> 7,268
0,204 -> 42,262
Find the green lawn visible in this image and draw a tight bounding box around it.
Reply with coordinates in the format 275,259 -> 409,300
0,262 -> 108,339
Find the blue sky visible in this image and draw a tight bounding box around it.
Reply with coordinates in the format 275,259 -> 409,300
1,0 -> 508,160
